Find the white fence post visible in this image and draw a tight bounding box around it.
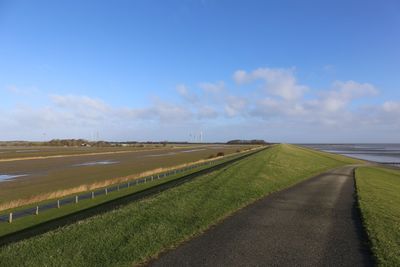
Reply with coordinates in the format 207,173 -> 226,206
105,188 -> 108,195
91,192 -> 95,199
57,200 -> 60,208
8,213 -> 12,223
75,195 -> 79,203
35,206 -> 39,215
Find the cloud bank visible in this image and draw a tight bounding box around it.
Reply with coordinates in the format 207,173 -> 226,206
1,67 -> 399,142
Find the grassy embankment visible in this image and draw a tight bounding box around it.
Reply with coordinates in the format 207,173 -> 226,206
0,145 -> 254,210
0,144 -> 359,266
356,166 -> 400,266
0,148 -> 258,237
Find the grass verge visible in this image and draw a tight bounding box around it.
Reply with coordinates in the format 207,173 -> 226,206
0,144 -> 357,266
355,166 -> 400,266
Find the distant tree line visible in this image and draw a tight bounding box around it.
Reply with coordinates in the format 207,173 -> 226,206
47,139 -> 111,147
0,139 -> 193,147
0,139 -> 269,147
226,139 -> 268,145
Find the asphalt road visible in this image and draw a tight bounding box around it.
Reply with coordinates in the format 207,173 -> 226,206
149,166 -> 373,267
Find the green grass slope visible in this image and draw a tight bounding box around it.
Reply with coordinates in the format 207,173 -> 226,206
356,166 -> 400,266
0,149 -> 257,237
0,144 -> 357,266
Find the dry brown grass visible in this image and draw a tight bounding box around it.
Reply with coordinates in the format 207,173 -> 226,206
0,147 -> 263,212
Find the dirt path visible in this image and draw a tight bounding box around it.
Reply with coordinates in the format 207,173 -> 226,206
149,166 -> 373,266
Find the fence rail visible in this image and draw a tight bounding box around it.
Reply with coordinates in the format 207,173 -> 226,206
0,149 -> 261,223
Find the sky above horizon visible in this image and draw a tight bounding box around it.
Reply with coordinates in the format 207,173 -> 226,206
1,0 -> 399,143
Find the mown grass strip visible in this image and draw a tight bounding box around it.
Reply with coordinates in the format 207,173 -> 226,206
0,144 -> 357,267
356,166 -> 400,266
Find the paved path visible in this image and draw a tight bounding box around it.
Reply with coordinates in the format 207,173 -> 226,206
149,166 -> 373,267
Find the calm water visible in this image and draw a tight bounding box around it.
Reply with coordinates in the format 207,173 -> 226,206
301,144 -> 400,164
0,174 -> 27,182
73,160 -> 119,167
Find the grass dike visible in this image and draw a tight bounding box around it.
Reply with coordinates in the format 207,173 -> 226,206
355,166 -> 400,266
0,148 -> 260,238
0,144 -> 359,266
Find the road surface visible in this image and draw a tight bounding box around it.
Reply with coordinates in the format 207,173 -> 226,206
149,166 -> 373,266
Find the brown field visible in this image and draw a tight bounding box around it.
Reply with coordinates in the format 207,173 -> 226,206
0,144 -> 256,210
0,144 -> 172,161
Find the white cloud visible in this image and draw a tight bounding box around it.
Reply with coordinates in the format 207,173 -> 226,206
4,85 -> 40,95
233,67 -> 308,100
233,70 -> 248,84
197,106 -> 218,119
176,84 -> 198,103
146,101 -> 192,121
51,95 -> 109,112
382,101 -> 400,113
224,95 -> 247,117
307,80 -> 378,113
249,79 -> 380,130
331,80 -> 377,99
110,99 -> 193,123
198,81 -> 225,94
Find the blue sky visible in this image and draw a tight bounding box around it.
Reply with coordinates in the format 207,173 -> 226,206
1,0 -> 399,142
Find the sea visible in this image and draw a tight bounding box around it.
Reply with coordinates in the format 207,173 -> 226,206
300,144 -> 400,165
